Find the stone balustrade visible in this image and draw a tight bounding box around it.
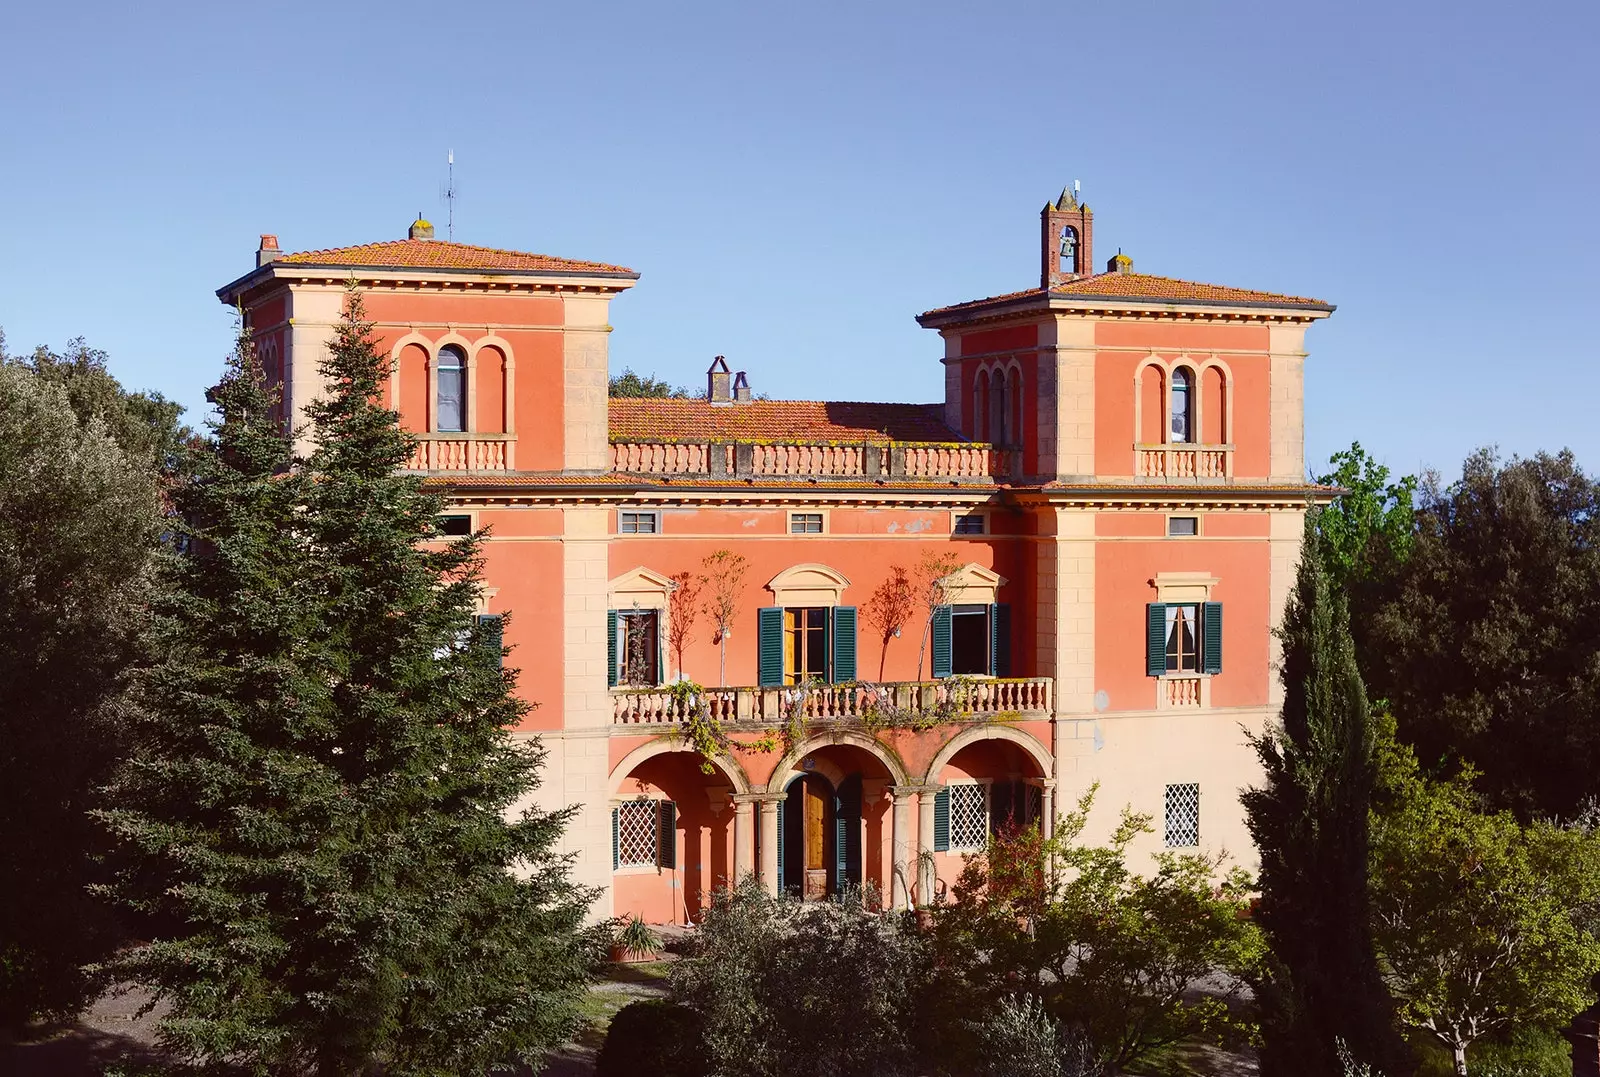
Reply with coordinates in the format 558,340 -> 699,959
611,676 -> 1054,726
1135,444 -> 1232,480
1161,674 -> 1204,708
609,440 -> 1019,482
406,434 -> 514,472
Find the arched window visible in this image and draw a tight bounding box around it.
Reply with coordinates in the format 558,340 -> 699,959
1059,226 -> 1079,274
436,345 -> 466,432
1170,368 -> 1193,444
990,369 -> 1008,447
974,370 -> 990,442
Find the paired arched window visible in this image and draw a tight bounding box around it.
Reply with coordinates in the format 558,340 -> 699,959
990,370 -> 1009,447
1170,368 -> 1193,444
436,345 -> 466,432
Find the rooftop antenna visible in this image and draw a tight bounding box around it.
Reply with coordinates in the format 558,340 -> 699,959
445,149 -> 457,240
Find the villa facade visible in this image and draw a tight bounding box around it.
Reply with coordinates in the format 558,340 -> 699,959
217,191 -> 1334,923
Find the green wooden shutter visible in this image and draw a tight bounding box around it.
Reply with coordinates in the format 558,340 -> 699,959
990,604 -> 1011,677
836,776 -> 862,894
655,614 -> 666,685
990,780 -> 1014,835
607,610 -> 619,687
1201,601 -> 1223,675
611,807 -> 620,871
1146,603 -> 1168,677
658,801 -> 677,869
775,795 -> 786,892
477,613 -> 503,668
933,786 -> 950,852
832,606 -> 858,683
931,605 -> 953,679
758,607 -> 785,687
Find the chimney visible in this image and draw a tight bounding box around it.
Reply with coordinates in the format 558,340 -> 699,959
707,356 -> 732,404
409,215 -> 436,240
1106,251 -> 1133,275
733,371 -> 752,403
256,234 -> 280,268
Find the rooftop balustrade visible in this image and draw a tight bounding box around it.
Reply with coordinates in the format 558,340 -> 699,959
609,440 -> 1018,482
610,677 -> 1053,727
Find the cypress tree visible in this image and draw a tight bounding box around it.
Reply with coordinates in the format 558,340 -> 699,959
293,288 -> 594,1075
1242,511 -> 1411,1077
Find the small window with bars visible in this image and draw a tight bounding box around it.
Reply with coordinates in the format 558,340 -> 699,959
789,512 -> 824,534
1164,783 -> 1200,847
619,511 -> 659,535
616,800 -> 659,867
1167,516 -> 1198,537
954,513 -> 986,535
948,783 -> 990,851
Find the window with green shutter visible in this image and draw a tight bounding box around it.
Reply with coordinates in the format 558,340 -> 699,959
758,607 -> 784,687
658,801 -> 677,869
1146,603 -> 1167,677
775,795 -> 786,892
930,605 -> 953,679
831,606 -> 857,682
607,610 -> 619,687
611,807 -> 620,871
990,603 -> 1011,677
932,786 -> 950,852
1201,602 -> 1223,674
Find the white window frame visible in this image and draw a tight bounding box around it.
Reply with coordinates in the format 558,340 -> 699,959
787,510 -> 826,535
1166,515 -> 1200,538
618,509 -> 661,535
435,510 -> 477,537
615,798 -> 661,870
1164,783 -> 1200,848
951,510 -> 988,537
946,780 -> 991,852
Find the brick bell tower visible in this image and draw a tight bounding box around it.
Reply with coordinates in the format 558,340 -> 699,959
1041,184 -> 1093,288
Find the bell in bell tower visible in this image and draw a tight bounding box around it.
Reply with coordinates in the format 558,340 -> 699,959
1041,183 -> 1094,288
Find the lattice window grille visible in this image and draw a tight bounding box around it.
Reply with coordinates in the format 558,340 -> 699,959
617,800 -> 659,867
948,783 -> 989,850
1165,784 -> 1200,848
1026,783 -> 1043,826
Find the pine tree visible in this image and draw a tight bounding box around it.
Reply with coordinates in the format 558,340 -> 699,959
97,323 -> 331,1070
1241,512 -> 1412,1077
292,288 -> 594,1075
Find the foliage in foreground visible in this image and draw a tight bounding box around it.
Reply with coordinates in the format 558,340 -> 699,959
98,297 -> 594,1075
596,999 -> 708,1077
0,345 -> 168,1029
1244,511 -> 1413,1077
1370,721 -> 1600,1077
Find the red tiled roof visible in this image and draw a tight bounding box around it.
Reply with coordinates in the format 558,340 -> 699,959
920,271 -> 1329,318
608,399 -> 961,444
275,239 -> 635,276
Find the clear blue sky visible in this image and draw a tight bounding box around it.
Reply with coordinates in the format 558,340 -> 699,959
2,1 -> 1594,481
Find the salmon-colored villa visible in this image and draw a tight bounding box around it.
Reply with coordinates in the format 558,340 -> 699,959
218,190 -> 1333,924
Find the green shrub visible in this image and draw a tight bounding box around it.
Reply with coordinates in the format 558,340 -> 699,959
596,999 -> 708,1077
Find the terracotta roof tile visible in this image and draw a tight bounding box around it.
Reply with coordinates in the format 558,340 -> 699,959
275,239 -> 635,276
920,271 -> 1329,318
608,399 -> 962,444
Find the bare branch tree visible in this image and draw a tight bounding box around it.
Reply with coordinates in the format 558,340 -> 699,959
701,549 -> 749,687
863,565 -> 915,682
914,549 -> 962,680
667,570 -> 702,681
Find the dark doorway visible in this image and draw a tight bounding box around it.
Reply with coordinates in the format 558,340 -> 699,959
781,774 -> 834,900
951,604 -> 990,676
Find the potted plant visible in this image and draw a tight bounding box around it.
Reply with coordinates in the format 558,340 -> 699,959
609,913 -> 664,964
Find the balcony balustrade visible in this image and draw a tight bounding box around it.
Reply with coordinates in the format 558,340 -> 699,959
611,677 -> 1054,727
609,440 -> 1018,482
1134,443 -> 1232,480
406,433 -> 515,472
1159,674 -> 1206,708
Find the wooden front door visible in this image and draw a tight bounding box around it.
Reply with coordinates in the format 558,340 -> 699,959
803,777 -> 828,900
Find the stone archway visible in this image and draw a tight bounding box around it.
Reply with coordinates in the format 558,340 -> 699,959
922,723 -> 1053,785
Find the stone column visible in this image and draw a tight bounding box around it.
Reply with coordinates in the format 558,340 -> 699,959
917,785 -> 939,906
758,794 -> 783,895
889,787 -> 915,910
731,794 -> 758,884
1040,780 -> 1056,840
